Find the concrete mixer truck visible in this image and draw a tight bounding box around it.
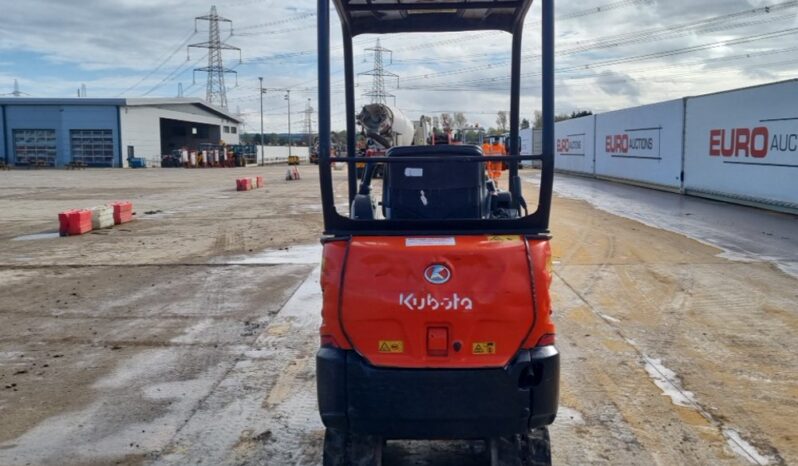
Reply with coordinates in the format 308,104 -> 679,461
356,104 -> 430,177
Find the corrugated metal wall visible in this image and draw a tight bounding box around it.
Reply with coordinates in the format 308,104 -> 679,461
1,104 -> 120,168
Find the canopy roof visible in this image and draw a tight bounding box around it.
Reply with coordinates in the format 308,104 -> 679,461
332,0 -> 533,35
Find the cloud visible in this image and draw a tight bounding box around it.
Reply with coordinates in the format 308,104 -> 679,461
595,70 -> 641,100
1,0 -> 797,129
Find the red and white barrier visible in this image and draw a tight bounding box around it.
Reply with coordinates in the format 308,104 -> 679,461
112,201 -> 133,224
90,206 -> 114,229
58,209 -> 93,237
286,167 -> 301,181
236,178 -> 252,191
237,176 -> 265,191
55,201 -> 136,238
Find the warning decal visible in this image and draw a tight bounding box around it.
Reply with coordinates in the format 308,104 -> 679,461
488,235 -> 519,242
378,340 -> 404,353
472,342 -> 496,355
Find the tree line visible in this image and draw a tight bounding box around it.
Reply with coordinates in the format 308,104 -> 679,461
240,109 -> 593,144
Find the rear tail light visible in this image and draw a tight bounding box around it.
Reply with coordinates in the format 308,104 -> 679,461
320,335 -> 340,348
535,333 -> 556,347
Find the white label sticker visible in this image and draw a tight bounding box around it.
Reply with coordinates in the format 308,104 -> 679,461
405,237 -> 456,247
404,167 -> 424,177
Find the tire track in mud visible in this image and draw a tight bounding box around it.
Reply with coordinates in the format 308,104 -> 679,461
0,258 -> 312,466
553,269 -> 784,465
151,261 -> 324,466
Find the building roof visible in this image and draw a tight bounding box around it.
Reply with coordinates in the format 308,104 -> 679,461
0,97 -> 243,124
0,97 -> 126,106
125,98 -> 243,123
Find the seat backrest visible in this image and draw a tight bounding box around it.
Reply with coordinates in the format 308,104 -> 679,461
382,145 -> 486,220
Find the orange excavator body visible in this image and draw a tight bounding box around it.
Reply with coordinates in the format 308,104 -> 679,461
319,236 -> 554,367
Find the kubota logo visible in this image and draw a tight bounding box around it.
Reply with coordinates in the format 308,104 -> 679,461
424,264 -> 451,284
399,293 -> 473,311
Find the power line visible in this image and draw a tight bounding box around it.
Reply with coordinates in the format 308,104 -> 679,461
142,51 -> 207,96
239,0 -> 648,66
234,11 -> 316,31
398,1 -> 798,83
115,30 -> 197,97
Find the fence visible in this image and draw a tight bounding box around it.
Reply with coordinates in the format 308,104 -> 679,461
549,79 -> 798,212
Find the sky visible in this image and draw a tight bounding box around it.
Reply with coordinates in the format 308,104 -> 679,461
1,0 -> 797,132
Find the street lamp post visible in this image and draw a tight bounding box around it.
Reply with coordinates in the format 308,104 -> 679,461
259,77 -> 264,166
285,90 -> 292,157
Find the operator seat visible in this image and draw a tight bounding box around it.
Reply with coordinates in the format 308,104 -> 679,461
382,144 -> 487,220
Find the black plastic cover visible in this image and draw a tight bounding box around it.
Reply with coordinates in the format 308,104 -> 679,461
382,145 -> 487,220
316,347 -> 560,439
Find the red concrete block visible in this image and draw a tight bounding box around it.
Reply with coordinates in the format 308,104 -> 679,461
58,209 -> 93,236
236,178 -> 252,191
256,176 -> 264,189
58,210 -> 74,236
112,201 -> 133,225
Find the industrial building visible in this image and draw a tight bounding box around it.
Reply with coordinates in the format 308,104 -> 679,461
0,98 -> 242,168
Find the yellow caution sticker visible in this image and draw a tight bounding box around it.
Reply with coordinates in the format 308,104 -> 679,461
378,340 -> 404,353
472,341 -> 496,355
488,235 -> 519,242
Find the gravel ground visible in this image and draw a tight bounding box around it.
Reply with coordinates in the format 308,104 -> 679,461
0,166 -> 795,465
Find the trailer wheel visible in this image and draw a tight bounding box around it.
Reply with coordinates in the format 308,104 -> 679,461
490,427 -> 551,466
521,427 -> 552,466
322,429 -> 383,466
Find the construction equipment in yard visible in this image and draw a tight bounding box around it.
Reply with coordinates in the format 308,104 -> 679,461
357,103 -> 415,149
288,155 -> 301,165
230,144 -> 257,166
356,104 -> 421,179
127,153 -> 147,169
315,0 -> 558,465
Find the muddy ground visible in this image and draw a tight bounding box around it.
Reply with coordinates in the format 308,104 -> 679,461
0,166 -> 795,465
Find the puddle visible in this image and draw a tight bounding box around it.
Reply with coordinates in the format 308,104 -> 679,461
597,312 -> 621,323
642,356 -> 697,408
557,406 -> 585,426
223,244 -> 322,265
527,175 -> 798,279
723,428 -> 773,465
11,232 -> 60,241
